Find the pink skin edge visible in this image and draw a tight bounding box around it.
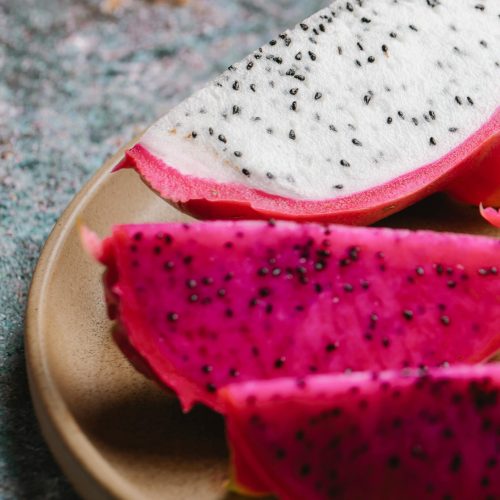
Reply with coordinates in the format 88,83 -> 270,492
115,107 -> 499,224
480,204 -> 500,228
80,225 -> 224,413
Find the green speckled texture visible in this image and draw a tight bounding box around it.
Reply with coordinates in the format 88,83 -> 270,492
0,0 -> 327,497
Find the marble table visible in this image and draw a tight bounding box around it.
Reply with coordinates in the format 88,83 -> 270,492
0,0 -> 327,497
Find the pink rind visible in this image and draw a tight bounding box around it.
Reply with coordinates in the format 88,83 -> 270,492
121,107 -> 500,224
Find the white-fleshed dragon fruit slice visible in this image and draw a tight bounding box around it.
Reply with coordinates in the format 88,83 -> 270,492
118,0 -> 500,224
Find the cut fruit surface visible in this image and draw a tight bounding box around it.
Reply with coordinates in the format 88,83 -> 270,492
84,221 -> 500,412
222,365 -> 500,500
119,0 -> 500,223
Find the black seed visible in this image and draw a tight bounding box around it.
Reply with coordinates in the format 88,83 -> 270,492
234,151 -> 242,158
191,131 -> 197,138
232,81 -> 240,91
390,32 -> 397,38
403,310 -> 414,320
447,280 -> 456,289
163,261 -> 174,271
218,134 -> 227,143
250,84 -> 256,92
209,127 -> 214,135
382,44 -> 388,53
387,116 -> 393,124
361,17 -> 371,23
274,357 -> 286,368
202,277 -> 213,286
315,92 -> 322,100
441,315 -> 451,326
429,137 -> 437,146
475,4 -> 485,11
467,96 -> 474,105
338,46 -> 343,55
308,51 -> 317,61
246,62 -> 253,70
352,138 -> 362,146
206,383 -> 217,393
412,117 -> 419,126
398,110 -> 405,119
259,287 -> 271,297
202,365 -> 213,374
409,24 -> 418,31
273,56 -> 283,64
300,23 -> 309,31
355,59 -> 362,67
276,448 -> 286,460
364,94 -> 372,105
367,56 -> 375,63
450,453 -> 462,472
357,42 -> 364,51
242,168 -> 251,177
449,127 -> 458,132
346,2 -> 354,12
167,312 -> 179,322
382,338 -> 391,348
343,283 -> 354,292
429,110 -> 436,120
329,124 -> 338,132
300,464 -> 311,476
340,159 -> 350,167
334,184 -> 344,190
269,40 -> 277,46
291,101 -> 297,111
258,267 -> 269,276
388,455 -> 400,469
233,105 -> 240,114
326,342 -> 339,353
229,368 -> 239,377
189,294 -> 198,302
295,74 -> 305,81
290,88 -> 299,96
411,444 -> 427,459
455,96 -> 462,105
289,130 -> 296,140
217,288 -> 226,297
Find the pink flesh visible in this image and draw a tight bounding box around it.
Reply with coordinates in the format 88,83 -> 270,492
221,365 -> 500,500
480,204 -> 500,228
87,221 -> 500,413
117,108 -> 500,224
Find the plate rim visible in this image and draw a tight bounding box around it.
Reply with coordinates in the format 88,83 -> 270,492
25,143 -> 149,500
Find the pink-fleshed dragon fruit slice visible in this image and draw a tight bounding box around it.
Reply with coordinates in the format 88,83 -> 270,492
117,0 -> 500,224
221,365 -> 500,500
83,221 -> 500,413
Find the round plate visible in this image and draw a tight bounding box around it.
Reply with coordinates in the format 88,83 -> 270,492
25,145 -> 499,499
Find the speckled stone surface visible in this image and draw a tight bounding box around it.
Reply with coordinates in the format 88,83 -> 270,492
0,0 -> 328,497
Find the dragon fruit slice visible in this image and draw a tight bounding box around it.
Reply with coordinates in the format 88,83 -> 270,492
221,365 -> 500,500
118,0 -> 500,224
85,221 -> 500,412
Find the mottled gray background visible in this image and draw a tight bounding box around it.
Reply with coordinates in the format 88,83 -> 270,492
0,0 -> 330,497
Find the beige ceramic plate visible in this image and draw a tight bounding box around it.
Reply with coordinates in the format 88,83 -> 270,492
25,144 -> 499,499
